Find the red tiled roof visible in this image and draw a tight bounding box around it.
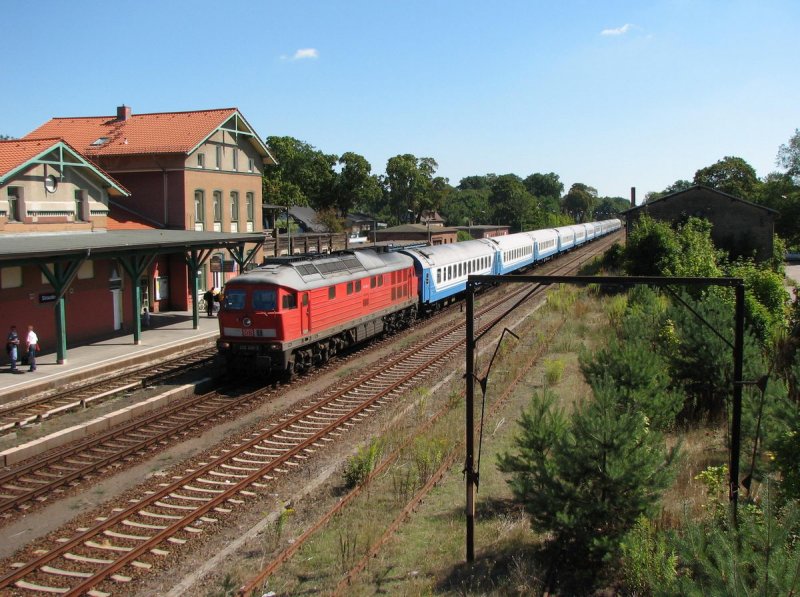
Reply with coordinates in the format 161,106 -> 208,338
0,137 -> 63,179
0,137 -> 130,195
25,108 -> 240,157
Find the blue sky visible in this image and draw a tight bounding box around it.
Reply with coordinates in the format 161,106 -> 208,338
2,0 -> 798,201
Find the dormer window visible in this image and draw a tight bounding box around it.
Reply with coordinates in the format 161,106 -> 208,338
91,137 -> 109,146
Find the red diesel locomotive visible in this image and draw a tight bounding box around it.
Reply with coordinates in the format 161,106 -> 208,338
216,250 -> 418,375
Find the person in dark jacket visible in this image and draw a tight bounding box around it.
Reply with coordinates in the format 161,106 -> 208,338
6,325 -> 20,373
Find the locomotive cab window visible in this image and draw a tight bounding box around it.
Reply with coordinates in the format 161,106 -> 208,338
329,286 -> 336,299
282,294 -> 297,310
224,289 -> 246,311
253,289 -> 277,311
355,279 -> 362,292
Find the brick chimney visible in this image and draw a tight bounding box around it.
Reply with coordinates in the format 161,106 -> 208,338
630,186 -> 636,207
117,105 -> 132,121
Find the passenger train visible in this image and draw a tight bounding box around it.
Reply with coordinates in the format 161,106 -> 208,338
216,218 -> 622,375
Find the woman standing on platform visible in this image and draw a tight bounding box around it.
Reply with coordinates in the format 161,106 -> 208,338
25,325 -> 38,372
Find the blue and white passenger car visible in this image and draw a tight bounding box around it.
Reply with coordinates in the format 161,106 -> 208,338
401,240 -> 496,307
526,228 -> 560,262
482,232 -> 536,275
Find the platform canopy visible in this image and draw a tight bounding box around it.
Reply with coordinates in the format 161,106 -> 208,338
0,229 -> 265,265
0,229 -> 265,362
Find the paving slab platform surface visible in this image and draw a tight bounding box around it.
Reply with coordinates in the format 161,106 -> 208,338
0,311 -> 220,405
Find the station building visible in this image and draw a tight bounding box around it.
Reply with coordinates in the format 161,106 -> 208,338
1,106 -> 274,362
623,185 -> 777,262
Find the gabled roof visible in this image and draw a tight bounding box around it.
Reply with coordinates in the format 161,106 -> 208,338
25,107 -> 276,164
623,184 -> 778,215
289,206 -> 327,232
0,137 -> 130,195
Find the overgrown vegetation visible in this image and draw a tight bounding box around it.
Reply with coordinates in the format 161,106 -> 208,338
496,215 -> 800,594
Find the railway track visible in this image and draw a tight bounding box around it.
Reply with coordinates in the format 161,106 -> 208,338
0,233 -> 619,595
0,347 -> 218,433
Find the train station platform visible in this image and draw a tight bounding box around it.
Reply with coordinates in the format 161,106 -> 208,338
0,312 -> 220,405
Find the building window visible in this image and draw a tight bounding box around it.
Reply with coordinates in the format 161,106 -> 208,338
7,186 -> 21,221
213,191 -> 222,222
1,266 -> 22,289
197,153 -> 205,168
194,190 -> 205,230
248,158 -> 255,173
155,276 -> 169,300
74,190 -> 82,221
230,191 -> 239,222
246,192 -> 254,231
215,146 -> 222,169
232,149 -> 239,171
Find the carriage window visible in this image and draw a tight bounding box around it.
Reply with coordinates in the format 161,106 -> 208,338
436,269 -> 441,284
253,289 -> 277,311
329,286 -> 336,299
224,289 -> 246,311
282,294 -> 297,309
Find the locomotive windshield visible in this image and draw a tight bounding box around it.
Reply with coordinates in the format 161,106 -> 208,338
223,289 -> 246,311
253,289 -> 277,311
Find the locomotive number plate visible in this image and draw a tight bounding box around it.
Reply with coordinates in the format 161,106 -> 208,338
242,328 -> 255,336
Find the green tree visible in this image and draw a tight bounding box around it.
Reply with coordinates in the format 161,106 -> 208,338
624,216 -> 681,276
498,384 -> 677,590
488,174 -> 534,231
668,499 -> 800,596
693,156 -> 760,199
440,187 -> 490,227
264,136 -> 337,210
561,182 -> 597,221
523,172 -> 563,200
645,179 -> 694,203
777,128 -> 800,182
757,172 -> 800,247
594,196 -> 630,218
334,152 -> 382,216
581,339 -> 683,431
458,174 -> 497,191
384,154 -> 438,223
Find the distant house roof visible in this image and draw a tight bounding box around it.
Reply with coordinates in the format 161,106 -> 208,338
289,206 -> 328,232
0,137 -> 130,195
25,107 -> 276,164
420,210 -> 446,224
345,212 -> 376,224
381,223 -> 458,234
623,184 -> 778,215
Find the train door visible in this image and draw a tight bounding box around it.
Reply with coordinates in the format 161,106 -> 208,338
300,292 -> 310,334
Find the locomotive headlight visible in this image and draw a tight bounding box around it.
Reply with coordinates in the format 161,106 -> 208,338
242,317 -> 252,327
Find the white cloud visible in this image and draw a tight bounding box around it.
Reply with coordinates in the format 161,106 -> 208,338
601,23 -> 633,36
291,48 -> 319,60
